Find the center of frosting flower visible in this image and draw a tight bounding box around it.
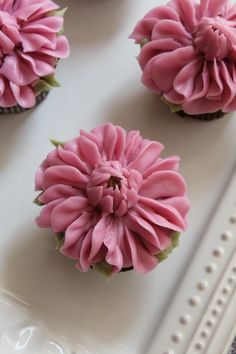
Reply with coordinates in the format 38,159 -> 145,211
107,176 -> 122,190
87,161 -> 141,217
194,16 -> 236,60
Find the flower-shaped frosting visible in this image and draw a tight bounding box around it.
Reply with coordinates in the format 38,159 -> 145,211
130,0 -> 236,115
0,0 -> 69,108
35,123 -> 190,276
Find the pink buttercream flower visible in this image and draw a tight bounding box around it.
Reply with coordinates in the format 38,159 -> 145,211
0,0 -> 69,108
34,123 -> 190,277
130,0 -> 236,115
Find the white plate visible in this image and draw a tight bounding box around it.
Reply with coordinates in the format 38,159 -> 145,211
0,1 -> 236,353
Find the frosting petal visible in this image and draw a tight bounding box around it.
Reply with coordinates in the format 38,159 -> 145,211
125,226 -> 158,274
9,82 -> 36,108
0,53 -> 38,86
0,79 -> 16,107
20,52 -> 54,77
50,196 -> 88,233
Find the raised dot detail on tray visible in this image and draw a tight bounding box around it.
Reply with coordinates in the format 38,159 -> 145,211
180,314 -> 191,325
205,264 -> 216,273
197,280 -> 208,291
230,215 -> 236,224
222,286 -> 231,295
206,319 -> 214,328
189,296 -> 200,306
217,298 -> 225,306
228,276 -> 236,284
200,330 -> 209,338
195,342 -> 204,350
172,332 -> 183,343
213,247 -> 224,257
212,308 -> 219,317
163,350 -> 175,354
221,231 -> 232,241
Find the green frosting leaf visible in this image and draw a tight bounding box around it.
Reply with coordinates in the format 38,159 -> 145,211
44,75 -> 60,88
140,38 -> 149,48
161,96 -> 182,113
93,261 -> 113,279
55,233 -> 65,250
34,80 -> 52,93
34,75 -> 60,94
47,7 -> 68,18
50,139 -> 65,148
57,26 -> 64,36
33,193 -> 44,206
156,232 -> 181,263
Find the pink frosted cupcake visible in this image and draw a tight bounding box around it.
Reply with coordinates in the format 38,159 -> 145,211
34,123 -> 190,277
0,0 -> 70,114
130,0 -> 236,120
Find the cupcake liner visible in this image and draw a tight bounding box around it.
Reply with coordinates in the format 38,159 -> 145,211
0,91 -> 49,115
120,267 -> 134,272
176,110 -> 226,121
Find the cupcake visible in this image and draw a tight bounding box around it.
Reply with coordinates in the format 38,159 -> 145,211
130,0 -> 236,120
0,0 -> 70,114
34,123 -> 190,277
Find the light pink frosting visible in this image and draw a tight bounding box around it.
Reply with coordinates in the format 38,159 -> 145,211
0,0 -> 69,108
35,123 -> 190,276
130,0 -> 236,114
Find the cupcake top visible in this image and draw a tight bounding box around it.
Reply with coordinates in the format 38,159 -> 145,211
130,0 -> 236,115
35,123 -> 190,277
0,0 -> 69,109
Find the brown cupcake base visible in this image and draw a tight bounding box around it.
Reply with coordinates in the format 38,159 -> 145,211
120,266 -> 133,272
0,91 -> 49,114
176,110 -> 226,121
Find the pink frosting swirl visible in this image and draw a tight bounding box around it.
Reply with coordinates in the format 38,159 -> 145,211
35,123 -> 190,276
130,0 -> 236,114
0,0 -> 69,108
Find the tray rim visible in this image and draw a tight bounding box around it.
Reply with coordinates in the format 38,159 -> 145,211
147,165 -> 236,354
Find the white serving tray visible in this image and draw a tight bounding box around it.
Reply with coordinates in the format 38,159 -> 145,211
0,1 -> 235,353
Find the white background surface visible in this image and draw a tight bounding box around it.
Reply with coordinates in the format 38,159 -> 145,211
0,1 -> 236,353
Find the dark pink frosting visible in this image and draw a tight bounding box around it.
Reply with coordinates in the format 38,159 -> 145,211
130,0 -> 236,114
35,123 -> 190,276
0,0 -> 69,108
